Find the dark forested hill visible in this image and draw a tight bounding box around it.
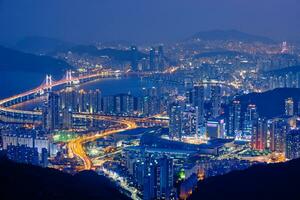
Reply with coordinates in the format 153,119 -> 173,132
189,158 -> 300,200
0,45 -> 72,98
0,45 -> 72,74
236,88 -> 300,118
188,30 -> 274,43
68,45 -> 147,62
0,157 -> 129,200
15,36 -> 74,55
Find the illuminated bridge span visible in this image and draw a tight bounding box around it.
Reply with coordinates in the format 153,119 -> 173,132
0,70 -> 115,122
0,70 -> 169,127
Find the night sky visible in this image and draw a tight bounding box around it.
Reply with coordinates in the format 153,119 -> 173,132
0,0 -> 299,44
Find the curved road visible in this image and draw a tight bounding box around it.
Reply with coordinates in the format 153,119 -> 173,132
68,118 -> 138,170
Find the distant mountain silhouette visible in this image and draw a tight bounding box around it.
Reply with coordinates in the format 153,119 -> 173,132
0,45 -> 72,97
236,88 -> 300,118
100,40 -> 134,47
266,65 -> 300,76
0,45 -> 72,74
189,158 -> 300,200
0,157 -> 129,200
189,30 -> 274,43
68,45 -> 147,62
193,50 -> 244,59
15,36 -> 74,55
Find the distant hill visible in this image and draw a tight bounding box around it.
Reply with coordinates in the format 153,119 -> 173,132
68,45 -> 147,62
100,40 -> 134,47
15,36 -> 74,55
189,158 -> 300,200
193,50 -> 244,59
0,45 -> 72,98
0,157 -> 129,200
188,30 -> 274,44
236,88 -> 300,118
265,65 -> 300,76
0,45 -> 72,74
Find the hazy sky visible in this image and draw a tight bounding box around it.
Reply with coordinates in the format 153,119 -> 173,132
0,0 -> 299,44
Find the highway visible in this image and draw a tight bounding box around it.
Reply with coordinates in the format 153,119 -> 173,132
68,117 -> 141,199
68,117 -> 138,170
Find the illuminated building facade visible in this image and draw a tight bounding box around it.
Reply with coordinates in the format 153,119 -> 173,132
206,119 -> 225,139
211,85 -> 222,118
169,104 -> 183,140
270,118 -> 288,153
243,104 -> 258,137
251,118 -> 268,150
286,129 -> 300,160
227,100 -> 241,138
285,98 -> 294,116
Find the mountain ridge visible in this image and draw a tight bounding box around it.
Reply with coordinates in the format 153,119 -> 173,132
188,29 -> 275,44
0,156 -> 129,200
236,88 -> 300,118
15,36 -> 75,55
0,45 -> 72,98
189,158 -> 300,200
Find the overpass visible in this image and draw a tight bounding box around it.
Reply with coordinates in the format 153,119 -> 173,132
73,113 -> 168,127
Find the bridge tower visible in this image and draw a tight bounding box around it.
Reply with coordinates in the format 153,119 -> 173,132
45,75 -> 53,91
66,70 -> 73,85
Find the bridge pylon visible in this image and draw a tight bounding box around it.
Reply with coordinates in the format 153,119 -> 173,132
65,70 -> 73,85
45,74 -> 53,91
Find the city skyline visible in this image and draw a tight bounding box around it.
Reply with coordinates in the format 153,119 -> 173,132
1,1 -> 300,200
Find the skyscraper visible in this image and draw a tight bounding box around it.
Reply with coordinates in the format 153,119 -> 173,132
149,47 -> 157,71
211,85 -> 222,118
192,85 -> 205,125
60,87 -> 76,129
270,118 -> 288,153
297,101 -> 300,115
87,90 -> 98,113
114,95 -> 122,114
143,156 -> 173,200
43,92 -> 60,131
286,129 -> 300,160
95,89 -> 102,113
169,104 -> 183,140
121,94 -> 134,115
158,45 -> 166,71
102,96 -> 115,114
243,104 -> 258,136
285,98 -> 294,116
182,105 -> 199,137
251,118 -> 268,150
131,46 -> 139,71
77,89 -> 87,113
157,157 -> 173,199
227,100 -> 241,138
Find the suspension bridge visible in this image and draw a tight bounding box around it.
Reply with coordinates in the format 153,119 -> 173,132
0,70 -> 168,126
0,70 -> 115,123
